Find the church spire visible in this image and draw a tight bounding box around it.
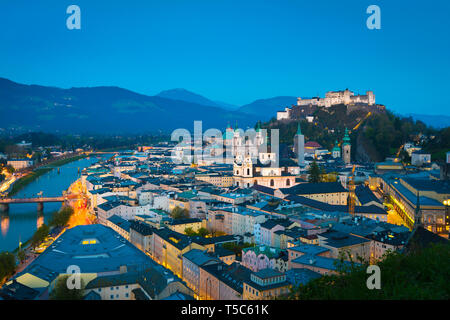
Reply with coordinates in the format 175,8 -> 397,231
343,127 -> 351,146
296,122 -> 302,135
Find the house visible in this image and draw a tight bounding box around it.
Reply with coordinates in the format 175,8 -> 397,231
129,220 -> 155,253
275,182 -> 348,205
84,265 -> 194,300
317,230 -> 371,262
106,215 -> 131,240
242,269 -> 291,300
256,219 -> 300,247
7,159 -> 34,170
290,254 -> 359,275
151,228 -> 205,278
199,262 -> 252,300
286,244 -> 330,269
168,218 -> 203,234
411,151 -> 431,166
241,245 -> 288,272
182,249 -> 220,298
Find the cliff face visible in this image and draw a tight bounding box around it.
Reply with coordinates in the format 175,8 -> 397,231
355,131 -> 382,163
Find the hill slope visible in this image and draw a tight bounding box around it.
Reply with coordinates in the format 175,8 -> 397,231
156,88 -> 237,110
237,96 -> 297,119
0,78 -> 253,133
262,104 -> 446,162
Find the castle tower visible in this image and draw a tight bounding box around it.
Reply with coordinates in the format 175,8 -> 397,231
332,140 -> 341,159
294,122 -> 305,167
367,91 -> 375,105
342,128 -> 351,164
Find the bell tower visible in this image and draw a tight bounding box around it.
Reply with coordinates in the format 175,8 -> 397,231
342,128 -> 351,164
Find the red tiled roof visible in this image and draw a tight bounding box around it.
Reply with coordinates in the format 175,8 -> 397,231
304,141 -> 322,148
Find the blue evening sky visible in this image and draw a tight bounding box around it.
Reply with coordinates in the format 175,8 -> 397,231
0,0 -> 449,115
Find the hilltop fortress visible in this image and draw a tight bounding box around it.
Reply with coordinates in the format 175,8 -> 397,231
277,89 -> 384,121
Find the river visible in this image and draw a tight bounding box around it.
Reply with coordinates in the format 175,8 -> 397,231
0,155 -> 110,252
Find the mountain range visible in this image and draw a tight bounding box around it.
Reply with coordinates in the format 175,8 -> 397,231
0,77 -> 447,133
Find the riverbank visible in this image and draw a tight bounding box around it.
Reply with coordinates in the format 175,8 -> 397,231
7,153 -> 87,197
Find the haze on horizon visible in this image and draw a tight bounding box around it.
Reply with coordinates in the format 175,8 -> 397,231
0,0 -> 449,115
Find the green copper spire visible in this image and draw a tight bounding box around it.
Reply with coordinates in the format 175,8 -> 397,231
296,122 -> 302,135
235,120 -> 238,132
332,139 -> 340,151
256,121 -> 261,132
343,127 -> 351,146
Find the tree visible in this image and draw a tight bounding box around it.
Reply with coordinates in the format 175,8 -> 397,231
184,227 -> 210,237
285,243 -> 450,300
17,249 -> 26,263
50,206 -> 74,227
171,206 -> 189,220
308,160 -> 321,183
50,275 -> 84,300
222,242 -> 254,257
197,227 -> 210,237
31,224 -> 50,248
5,165 -> 15,174
0,251 -> 16,281
184,227 -> 196,236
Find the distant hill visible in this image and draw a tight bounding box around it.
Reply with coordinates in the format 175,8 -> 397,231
237,96 -> 297,120
156,88 -> 238,110
404,113 -> 450,129
0,78 -> 253,133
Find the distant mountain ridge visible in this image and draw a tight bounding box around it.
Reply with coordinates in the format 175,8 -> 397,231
0,78 -> 252,133
404,113 -> 450,129
1,77 -> 447,134
156,88 -> 238,110
237,96 -> 298,120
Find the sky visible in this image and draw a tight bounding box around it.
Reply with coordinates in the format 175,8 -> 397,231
0,0 -> 449,115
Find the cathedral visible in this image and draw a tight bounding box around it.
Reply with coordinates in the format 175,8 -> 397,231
232,122 -> 300,189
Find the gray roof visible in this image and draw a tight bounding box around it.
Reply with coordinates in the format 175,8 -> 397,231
279,182 -> 347,195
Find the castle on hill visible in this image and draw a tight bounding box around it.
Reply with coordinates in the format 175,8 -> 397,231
277,89 -> 383,121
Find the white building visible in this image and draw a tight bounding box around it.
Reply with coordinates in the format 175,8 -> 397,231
411,151 -> 431,166
7,159 -> 34,170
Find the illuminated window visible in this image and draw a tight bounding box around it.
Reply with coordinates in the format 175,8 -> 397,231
81,238 -> 99,245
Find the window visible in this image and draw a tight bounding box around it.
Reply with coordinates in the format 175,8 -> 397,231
110,295 -> 114,299
270,179 -> 274,187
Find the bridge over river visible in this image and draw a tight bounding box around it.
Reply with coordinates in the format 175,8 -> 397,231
0,194 -> 82,212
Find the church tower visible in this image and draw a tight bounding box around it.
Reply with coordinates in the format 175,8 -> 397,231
255,121 -> 264,147
294,122 -> 305,167
342,128 -> 351,164
332,140 -> 341,159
